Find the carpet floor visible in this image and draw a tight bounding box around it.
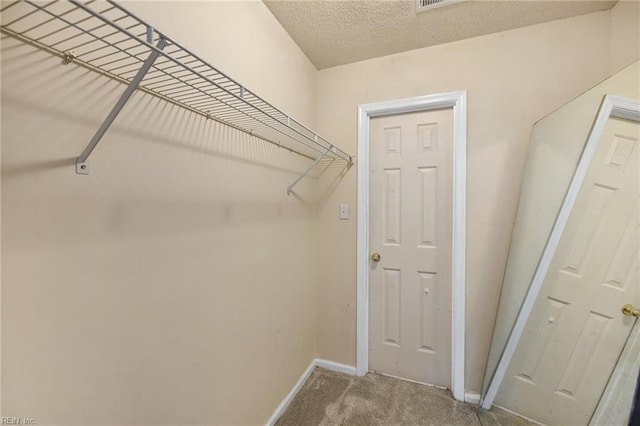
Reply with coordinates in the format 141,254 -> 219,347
276,368 -> 534,426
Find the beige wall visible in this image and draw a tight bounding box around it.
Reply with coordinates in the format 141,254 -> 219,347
2,1 -> 639,423
1,1 -> 318,425
610,0 -> 640,74
314,10 -> 621,395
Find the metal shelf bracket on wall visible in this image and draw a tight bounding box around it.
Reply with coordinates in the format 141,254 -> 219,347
287,146 -> 332,195
76,32 -> 168,174
1,0 -> 353,186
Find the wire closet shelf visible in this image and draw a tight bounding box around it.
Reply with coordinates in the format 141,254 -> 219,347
0,0 -> 352,190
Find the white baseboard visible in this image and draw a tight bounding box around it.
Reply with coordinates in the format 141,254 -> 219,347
265,359 -> 317,426
464,392 -> 481,404
265,358 -> 357,425
314,358 -> 357,376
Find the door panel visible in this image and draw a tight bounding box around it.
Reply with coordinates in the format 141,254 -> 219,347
496,117 -> 640,425
369,109 -> 453,387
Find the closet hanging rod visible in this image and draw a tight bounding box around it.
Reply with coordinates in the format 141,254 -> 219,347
0,0 -> 353,175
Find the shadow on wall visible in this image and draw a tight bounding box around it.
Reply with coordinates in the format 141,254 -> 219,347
1,38 -> 351,240
1,37 -> 304,174
1,34 -> 336,426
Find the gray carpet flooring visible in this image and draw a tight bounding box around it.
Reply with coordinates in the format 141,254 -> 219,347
276,367 -> 533,426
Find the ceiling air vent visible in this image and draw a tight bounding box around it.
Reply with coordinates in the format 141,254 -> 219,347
417,0 -> 459,12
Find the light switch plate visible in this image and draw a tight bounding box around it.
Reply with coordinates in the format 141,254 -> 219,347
339,203 -> 349,220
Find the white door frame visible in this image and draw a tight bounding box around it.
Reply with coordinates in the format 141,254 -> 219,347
356,91 -> 468,402
481,94 -> 640,410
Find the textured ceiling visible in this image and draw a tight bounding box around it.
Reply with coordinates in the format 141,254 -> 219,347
263,0 -> 617,69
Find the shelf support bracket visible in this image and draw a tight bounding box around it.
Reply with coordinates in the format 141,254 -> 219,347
287,147 -> 332,195
76,36 -> 169,174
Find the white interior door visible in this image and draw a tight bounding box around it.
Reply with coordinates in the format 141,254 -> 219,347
496,117 -> 640,425
368,108 -> 453,387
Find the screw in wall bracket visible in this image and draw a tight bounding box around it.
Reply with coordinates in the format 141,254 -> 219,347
76,162 -> 89,175
62,51 -> 76,65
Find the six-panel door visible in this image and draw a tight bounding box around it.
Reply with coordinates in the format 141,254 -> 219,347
369,109 -> 454,387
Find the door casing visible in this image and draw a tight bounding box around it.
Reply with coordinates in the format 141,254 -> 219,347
356,91 -> 468,402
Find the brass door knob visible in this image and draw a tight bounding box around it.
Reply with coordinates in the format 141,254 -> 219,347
622,304 -> 640,317
371,252 -> 381,262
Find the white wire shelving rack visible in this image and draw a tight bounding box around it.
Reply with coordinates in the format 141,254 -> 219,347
0,0 -> 352,194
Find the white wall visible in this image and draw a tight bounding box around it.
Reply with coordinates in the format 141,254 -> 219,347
314,10 -> 625,395
1,1 -> 319,424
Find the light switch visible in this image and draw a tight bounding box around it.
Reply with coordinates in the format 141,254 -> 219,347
339,203 -> 349,220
